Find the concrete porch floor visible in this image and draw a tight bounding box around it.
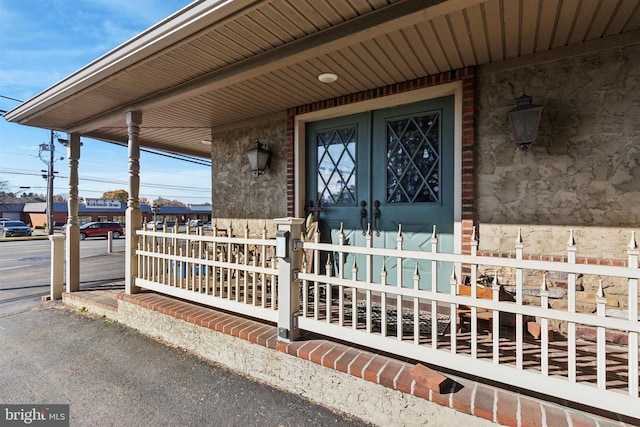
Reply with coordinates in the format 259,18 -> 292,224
61,285 -> 637,427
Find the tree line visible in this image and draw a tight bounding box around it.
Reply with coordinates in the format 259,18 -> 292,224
0,181 -> 205,207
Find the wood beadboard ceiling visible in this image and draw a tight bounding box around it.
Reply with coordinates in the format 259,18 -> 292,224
6,0 -> 640,158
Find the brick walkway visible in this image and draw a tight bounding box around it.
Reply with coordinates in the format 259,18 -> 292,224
62,287 -> 637,427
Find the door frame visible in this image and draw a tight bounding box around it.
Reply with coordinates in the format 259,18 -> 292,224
293,81 -> 463,258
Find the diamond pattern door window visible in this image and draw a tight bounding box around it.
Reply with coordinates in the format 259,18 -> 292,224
316,126 -> 357,205
386,113 -> 440,203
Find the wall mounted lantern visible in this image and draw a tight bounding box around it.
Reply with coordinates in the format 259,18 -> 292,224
507,95 -> 544,152
246,141 -> 272,175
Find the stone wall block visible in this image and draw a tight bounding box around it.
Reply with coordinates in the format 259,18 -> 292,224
209,115 -> 288,219
476,44 -> 640,258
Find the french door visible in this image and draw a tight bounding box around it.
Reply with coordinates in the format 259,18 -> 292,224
305,96 -> 455,291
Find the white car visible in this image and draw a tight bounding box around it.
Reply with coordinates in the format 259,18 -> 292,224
146,221 -> 165,230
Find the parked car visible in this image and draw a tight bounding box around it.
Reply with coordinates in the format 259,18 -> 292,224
146,220 -> 164,230
146,221 -> 176,230
76,222 -> 124,240
188,219 -> 203,227
0,221 -> 33,238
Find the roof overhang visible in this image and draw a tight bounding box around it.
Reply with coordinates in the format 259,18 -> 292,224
5,0 -> 640,158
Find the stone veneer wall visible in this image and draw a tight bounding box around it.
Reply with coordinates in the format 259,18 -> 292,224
475,43 -> 640,317
208,115 -> 288,219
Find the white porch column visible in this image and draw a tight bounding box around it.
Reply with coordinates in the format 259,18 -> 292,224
125,111 -> 143,294
65,133 -> 81,292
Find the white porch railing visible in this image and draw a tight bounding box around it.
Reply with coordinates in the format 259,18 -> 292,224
133,219 -> 639,419
135,223 -> 278,323
295,225 -> 640,419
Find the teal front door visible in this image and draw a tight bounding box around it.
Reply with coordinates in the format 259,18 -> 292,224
305,96 -> 455,291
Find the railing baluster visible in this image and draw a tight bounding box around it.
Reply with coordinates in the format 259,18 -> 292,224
151,231 -> 156,281
414,263 -> 421,345
234,243 -> 240,303
261,225 -> 267,308
449,268 -> 457,353
189,245 -> 195,291
628,232 -> 639,397
492,271 -> 501,364
540,274 -> 549,375
137,234 -> 143,280
366,225 -> 372,334
326,254 -> 333,323
302,257 -> 308,317
515,228 -> 524,370
204,243 -> 210,295
431,226 -> 438,348
338,224 -> 345,327
380,261 -> 387,337
314,227 -> 320,321
172,235 -> 178,288
179,246 -> 185,289
470,227 -> 478,358
198,239 -> 203,293
161,233 -> 166,285
244,224 -> 249,304
397,225 -> 403,341
352,260 -> 358,330
596,281 -> 607,390
252,253 -> 257,306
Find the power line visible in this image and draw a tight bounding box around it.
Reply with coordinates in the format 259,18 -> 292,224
1,93 -> 212,167
89,135 -> 212,167
0,94 -> 24,103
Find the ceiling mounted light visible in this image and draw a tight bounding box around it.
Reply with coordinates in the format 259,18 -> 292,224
201,140 -> 212,145
318,73 -> 338,83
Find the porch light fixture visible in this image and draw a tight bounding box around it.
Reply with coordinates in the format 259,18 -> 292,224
507,94 -> 544,152
318,73 -> 338,83
246,141 -> 272,176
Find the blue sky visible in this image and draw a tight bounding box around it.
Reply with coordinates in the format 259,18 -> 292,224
0,0 -> 212,204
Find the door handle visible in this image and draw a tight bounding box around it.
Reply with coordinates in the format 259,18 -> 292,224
373,200 -> 381,237
360,200 -> 368,235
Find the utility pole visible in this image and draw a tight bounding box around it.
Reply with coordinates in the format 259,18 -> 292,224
39,130 -> 61,235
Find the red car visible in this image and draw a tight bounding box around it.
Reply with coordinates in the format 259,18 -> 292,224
78,222 -> 124,240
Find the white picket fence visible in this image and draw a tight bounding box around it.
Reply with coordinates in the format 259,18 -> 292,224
135,223 -> 278,322
134,221 -> 640,418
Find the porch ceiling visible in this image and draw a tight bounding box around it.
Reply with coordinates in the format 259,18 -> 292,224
5,0 -> 640,158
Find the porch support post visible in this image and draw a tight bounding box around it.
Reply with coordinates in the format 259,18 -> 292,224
125,111 -> 142,294
49,234 -> 65,300
65,133 -> 81,292
275,217 -> 304,342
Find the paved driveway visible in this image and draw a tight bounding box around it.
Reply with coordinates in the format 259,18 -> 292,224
0,304 -> 371,427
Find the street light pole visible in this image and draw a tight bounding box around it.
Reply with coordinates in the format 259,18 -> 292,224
151,202 -> 159,223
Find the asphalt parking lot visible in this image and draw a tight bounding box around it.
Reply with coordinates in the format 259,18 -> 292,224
0,303 -> 372,427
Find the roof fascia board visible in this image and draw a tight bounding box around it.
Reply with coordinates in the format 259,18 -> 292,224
4,0 -> 263,124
